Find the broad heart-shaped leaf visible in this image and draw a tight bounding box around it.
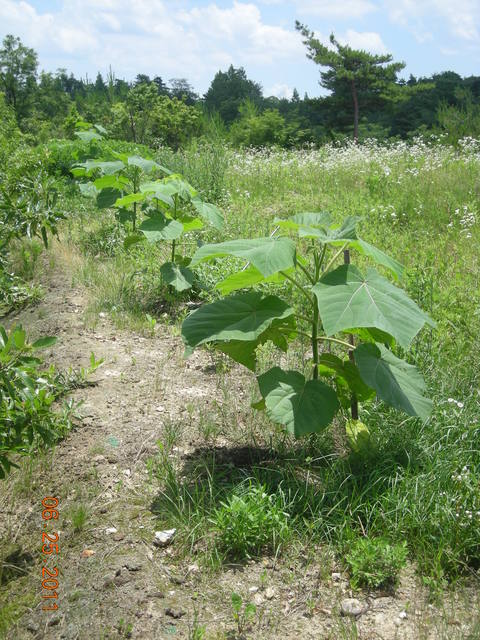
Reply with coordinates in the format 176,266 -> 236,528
78,160 -> 125,176
257,367 -> 339,437
191,198 -> 224,231
160,262 -> 194,292
216,266 -> 288,295
140,182 -> 175,208
97,188 -> 122,209
313,265 -> 435,349
191,238 -> 296,277
298,216 -> 359,242
318,353 -> 375,402
162,176 -> 197,199
354,343 -> 432,420
114,192 -> 147,207
351,239 -> 404,281
75,130 -> 102,142
215,315 -> 296,371
127,155 -> 167,174
93,175 -> 128,191
182,292 -> 294,349
275,212 -> 332,232
139,214 -> 183,241
178,214 -> 203,232
94,123 -> 107,135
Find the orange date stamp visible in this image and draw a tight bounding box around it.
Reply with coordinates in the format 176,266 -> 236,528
41,497 -> 59,611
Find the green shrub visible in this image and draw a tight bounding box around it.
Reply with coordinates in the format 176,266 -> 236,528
345,537 -> 408,589
213,484 -> 290,559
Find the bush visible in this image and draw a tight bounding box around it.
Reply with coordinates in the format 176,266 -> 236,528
213,484 -> 290,559
345,537 -> 408,589
0,326 -> 67,477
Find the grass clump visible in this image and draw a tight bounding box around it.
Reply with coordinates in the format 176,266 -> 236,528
212,483 -> 291,560
345,537 -> 408,590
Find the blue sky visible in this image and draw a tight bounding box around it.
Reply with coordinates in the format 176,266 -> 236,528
1,0 -> 479,98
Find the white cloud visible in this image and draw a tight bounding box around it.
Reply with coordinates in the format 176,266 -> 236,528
0,0 -> 303,91
296,0 -> 377,19
265,82 -> 293,99
340,29 -> 388,53
385,0 -> 480,41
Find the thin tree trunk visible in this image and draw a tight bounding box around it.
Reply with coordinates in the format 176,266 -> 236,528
351,80 -> 359,144
344,248 -> 359,420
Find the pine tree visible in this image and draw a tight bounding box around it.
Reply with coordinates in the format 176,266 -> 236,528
296,23 -> 405,142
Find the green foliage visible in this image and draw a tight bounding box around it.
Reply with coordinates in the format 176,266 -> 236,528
74,151 -> 224,293
230,100 -> 287,147
437,88 -> 480,143
110,83 -> 200,148
0,34 -> 38,121
230,592 -> 257,635
213,484 -> 290,559
205,65 -> 263,124
345,537 -> 408,589
0,325 -> 64,478
182,215 -> 434,436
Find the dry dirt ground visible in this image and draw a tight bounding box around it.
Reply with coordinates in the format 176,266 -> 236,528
1,260 -> 479,640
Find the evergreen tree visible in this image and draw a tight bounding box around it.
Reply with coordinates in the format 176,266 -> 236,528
204,65 -> 262,124
296,23 -> 405,142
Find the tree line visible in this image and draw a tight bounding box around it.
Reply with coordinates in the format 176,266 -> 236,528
1,32 -> 479,148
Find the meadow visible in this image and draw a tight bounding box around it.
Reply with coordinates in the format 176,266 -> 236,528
1,135 -> 480,638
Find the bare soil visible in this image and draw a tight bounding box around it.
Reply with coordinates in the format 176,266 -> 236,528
1,262 -> 478,640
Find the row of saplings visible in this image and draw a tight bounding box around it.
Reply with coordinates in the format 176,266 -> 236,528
73,143 -> 435,590
74,140 -> 434,439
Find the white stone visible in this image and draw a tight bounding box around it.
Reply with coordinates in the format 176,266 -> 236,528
153,529 -> 176,547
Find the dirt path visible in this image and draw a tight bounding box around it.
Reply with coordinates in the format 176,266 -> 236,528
1,264 -> 478,640
1,266 -> 227,639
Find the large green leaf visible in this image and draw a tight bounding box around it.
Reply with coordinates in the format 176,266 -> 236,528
80,160 -> 124,176
351,239 -> 404,281
114,192 -> 147,207
298,216 -> 359,242
256,367 -> 339,437
275,212 -> 332,232
96,188 -> 122,209
318,353 -> 375,402
139,215 -> 183,241
75,130 -> 102,142
178,215 -> 203,232
161,177 -> 197,199
354,343 -> 432,420
160,262 -> 194,292
215,316 -> 295,371
216,266 -> 288,295
191,238 -> 296,277
127,155 -> 165,173
182,292 -> 294,349
140,182 -> 175,208
93,175 -> 128,190
313,265 -> 435,348
191,198 -> 224,231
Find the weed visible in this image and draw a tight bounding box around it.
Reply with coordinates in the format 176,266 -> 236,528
230,592 -> 256,636
345,537 -> 408,590
213,483 -> 291,560
70,504 -> 89,532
